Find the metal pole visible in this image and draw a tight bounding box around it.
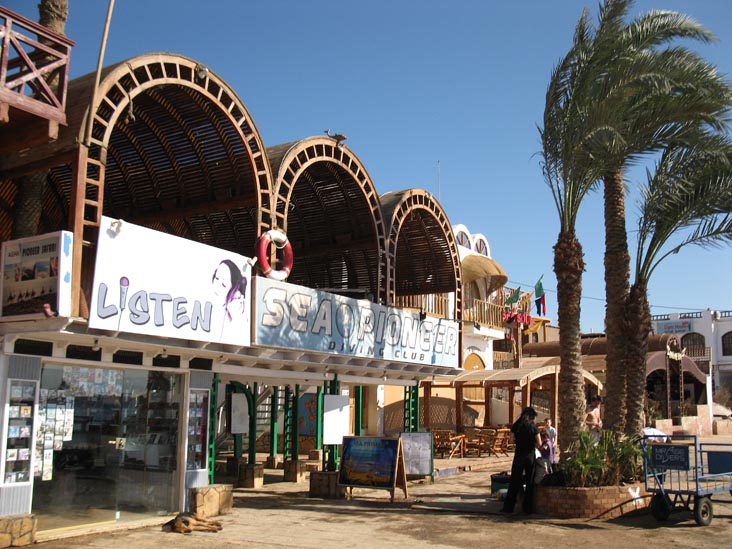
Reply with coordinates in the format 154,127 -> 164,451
84,0 -> 115,147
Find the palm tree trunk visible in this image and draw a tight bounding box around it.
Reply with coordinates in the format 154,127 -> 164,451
554,230 -> 587,459
10,172 -> 46,239
37,0 -> 68,93
38,0 -> 68,33
603,168 -> 631,432
625,282 -> 650,437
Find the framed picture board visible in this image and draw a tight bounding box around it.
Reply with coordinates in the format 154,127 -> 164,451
400,432 -> 434,477
337,436 -> 408,501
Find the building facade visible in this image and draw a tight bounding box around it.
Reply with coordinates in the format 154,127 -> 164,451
0,35 -> 496,536
651,309 -> 732,398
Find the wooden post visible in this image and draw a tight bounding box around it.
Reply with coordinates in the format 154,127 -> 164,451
423,382 -> 431,431
455,382 -> 464,432
68,147 -> 87,317
552,369 -> 559,427
508,386 -> 516,425
484,384 -> 491,427
666,356 -> 672,418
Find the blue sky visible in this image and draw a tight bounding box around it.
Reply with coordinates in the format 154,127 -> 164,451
7,0 -> 732,332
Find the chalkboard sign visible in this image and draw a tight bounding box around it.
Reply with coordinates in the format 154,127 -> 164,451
400,432 -> 433,477
650,443 -> 691,471
338,436 -> 408,501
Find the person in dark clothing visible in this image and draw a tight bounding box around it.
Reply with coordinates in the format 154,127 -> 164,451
500,406 -> 541,514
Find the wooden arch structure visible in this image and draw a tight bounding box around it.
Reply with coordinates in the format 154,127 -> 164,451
380,189 -> 463,315
523,334 -> 711,420
267,137 -> 386,302
0,53 -> 272,317
453,364 -> 604,427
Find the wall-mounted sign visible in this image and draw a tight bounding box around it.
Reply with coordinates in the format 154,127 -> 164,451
89,216 -> 252,346
656,320 -> 692,335
323,394 -> 350,445
502,309 -> 532,326
253,278 -> 459,368
0,231 -> 73,320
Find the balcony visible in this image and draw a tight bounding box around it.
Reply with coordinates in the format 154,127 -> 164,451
463,297 -> 504,331
0,6 -> 74,154
393,294 -> 449,319
393,294 -> 506,332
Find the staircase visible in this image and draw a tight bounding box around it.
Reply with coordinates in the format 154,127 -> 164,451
214,384 -> 287,470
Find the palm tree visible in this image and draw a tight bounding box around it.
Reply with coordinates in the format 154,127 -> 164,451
551,0 -> 732,432
625,137 -> 732,436
540,8 -> 602,456
11,0 -> 69,239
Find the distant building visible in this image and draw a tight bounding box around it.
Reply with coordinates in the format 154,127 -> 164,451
651,310 -> 732,395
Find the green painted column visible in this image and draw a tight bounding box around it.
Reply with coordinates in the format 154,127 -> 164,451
326,376 -> 340,472
403,385 -> 420,432
229,383 -> 243,459
354,385 -> 363,436
283,385 -> 293,460
269,386 -> 279,459
245,383 -> 258,465
316,386 -> 323,449
207,373 -> 219,484
292,384 -> 300,461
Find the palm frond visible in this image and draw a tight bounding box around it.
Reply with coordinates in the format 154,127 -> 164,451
635,137 -> 732,282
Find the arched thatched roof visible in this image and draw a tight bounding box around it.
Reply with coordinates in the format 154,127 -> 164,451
381,189 -> 461,307
0,53 -> 270,257
267,136 -> 385,301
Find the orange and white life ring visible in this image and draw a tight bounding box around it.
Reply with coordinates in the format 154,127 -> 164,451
256,229 -> 293,281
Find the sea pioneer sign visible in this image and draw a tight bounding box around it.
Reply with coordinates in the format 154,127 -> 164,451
253,277 -> 459,368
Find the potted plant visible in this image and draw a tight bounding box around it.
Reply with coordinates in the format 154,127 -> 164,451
533,430 -> 648,519
562,430 -> 643,487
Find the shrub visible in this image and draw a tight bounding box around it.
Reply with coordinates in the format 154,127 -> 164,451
560,430 -> 643,487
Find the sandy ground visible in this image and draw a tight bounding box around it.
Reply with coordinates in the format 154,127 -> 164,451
34,442 -> 732,549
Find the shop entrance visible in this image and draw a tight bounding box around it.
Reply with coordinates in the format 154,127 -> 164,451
31,364 -> 182,532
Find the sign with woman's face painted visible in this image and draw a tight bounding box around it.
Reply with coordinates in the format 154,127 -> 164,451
89,216 -> 252,346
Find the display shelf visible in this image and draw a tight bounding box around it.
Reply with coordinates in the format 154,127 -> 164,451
121,391 -> 179,472
186,390 -> 209,471
3,380 -> 36,484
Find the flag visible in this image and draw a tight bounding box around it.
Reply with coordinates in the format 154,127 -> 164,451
534,275 -> 546,316
534,275 -> 545,298
535,295 -> 546,316
505,287 -> 521,306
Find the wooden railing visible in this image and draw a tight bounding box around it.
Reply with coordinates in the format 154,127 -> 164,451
0,6 -> 74,124
493,351 -> 514,369
393,294 -> 507,332
463,298 -> 504,330
393,293 -> 450,319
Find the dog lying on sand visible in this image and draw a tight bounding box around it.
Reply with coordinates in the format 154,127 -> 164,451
162,512 -> 223,534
